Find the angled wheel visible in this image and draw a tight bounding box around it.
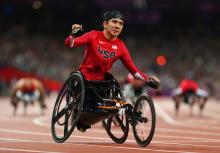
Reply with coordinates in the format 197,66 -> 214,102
132,93 -> 156,147
103,109 -> 129,144
51,72 -> 85,143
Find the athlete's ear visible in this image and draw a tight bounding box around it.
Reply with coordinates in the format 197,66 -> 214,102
103,21 -> 107,29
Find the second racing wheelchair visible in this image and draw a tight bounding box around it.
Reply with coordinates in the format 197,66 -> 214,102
51,71 -> 159,147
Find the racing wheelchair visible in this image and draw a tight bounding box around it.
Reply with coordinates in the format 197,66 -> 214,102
51,71 -> 158,147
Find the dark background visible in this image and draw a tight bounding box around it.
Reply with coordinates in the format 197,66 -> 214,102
2,0 -> 220,36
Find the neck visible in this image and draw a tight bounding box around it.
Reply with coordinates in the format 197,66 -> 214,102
103,30 -> 117,41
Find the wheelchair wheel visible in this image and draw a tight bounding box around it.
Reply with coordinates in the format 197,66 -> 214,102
51,72 -> 85,143
132,93 -> 156,147
103,109 -> 129,144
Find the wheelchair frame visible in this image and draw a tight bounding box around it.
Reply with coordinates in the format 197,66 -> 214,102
51,71 -> 156,147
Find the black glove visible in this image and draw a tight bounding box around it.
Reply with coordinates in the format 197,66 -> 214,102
146,78 -> 160,89
71,28 -> 84,37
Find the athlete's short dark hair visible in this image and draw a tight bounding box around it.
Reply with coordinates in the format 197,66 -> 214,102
102,10 -> 124,22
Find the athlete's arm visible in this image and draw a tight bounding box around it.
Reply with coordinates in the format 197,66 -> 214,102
64,25 -> 95,48
120,42 -> 160,89
120,43 -> 148,81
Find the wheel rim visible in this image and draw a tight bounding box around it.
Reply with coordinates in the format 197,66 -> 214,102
132,95 -> 156,146
135,100 -> 153,140
51,73 -> 84,142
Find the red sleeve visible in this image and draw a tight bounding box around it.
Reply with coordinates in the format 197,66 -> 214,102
64,35 -> 73,47
64,30 -> 96,48
120,42 -> 148,81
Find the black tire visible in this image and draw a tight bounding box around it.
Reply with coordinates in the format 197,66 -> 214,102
103,110 -> 129,144
51,72 -> 85,143
102,118 -> 108,129
132,93 -> 156,147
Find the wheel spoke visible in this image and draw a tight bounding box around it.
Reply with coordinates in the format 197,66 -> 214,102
115,115 -> 126,132
104,115 -> 129,144
64,112 -> 69,135
52,107 -> 67,123
52,100 -> 75,124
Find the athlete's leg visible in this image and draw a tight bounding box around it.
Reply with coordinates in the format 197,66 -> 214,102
188,95 -> 196,116
172,87 -> 183,116
196,88 -> 209,116
23,101 -> 28,116
173,95 -> 182,116
199,97 -> 208,117
11,97 -> 19,116
38,92 -> 46,115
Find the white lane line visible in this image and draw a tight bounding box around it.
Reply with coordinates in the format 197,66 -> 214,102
33,115 -> 220,137
0,147 -> 64,153
157,135 -> 220,142
66,143 -> 200,153
33,116 -> 49,127
158,140 -> 220,143
0,137 -> 220,149
157,128 -> 220,137
204,110 -> 220,121
33,115 -> 220,139
0,138 -> 199,153
184,119 -> 220,125
154,103 -> 175,124
1,128 -> 220,145
155,103 -> 220,130
0,137 -> 112,143
143,141 -> 220,148
33,103 -> 220,130
1,128 -> 220,142
0,128 -> 50,136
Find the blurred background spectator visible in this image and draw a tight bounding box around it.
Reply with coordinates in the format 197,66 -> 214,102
1,0 -> 220,99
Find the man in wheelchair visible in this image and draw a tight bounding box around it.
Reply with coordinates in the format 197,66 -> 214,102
172,79 -> 209,116
64,10 -> 160,132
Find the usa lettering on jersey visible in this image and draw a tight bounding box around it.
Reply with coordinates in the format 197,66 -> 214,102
98,46 -> 116,59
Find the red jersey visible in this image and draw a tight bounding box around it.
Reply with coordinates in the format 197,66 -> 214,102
180,79 -> 198,92
65,30 -> 147,81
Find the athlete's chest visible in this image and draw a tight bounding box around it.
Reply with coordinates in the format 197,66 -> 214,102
90,39 -> 121,61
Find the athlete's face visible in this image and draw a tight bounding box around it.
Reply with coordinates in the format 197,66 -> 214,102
103,18 -> 124,36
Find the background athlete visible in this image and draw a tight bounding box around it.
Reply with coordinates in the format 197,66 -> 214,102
11,78 -> 46,116
172,79 -> 209,116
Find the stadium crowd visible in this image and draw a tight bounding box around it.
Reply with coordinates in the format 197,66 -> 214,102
1,28 -> 220,99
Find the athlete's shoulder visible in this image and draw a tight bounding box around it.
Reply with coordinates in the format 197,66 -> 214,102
89,30 -> 103,35
85,30 -> 98,35
90,30 -> 99,34
85,30 -> 99,39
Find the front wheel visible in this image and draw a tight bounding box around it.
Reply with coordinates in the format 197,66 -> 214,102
103,110 -> 129,144
132,93 -> 156,147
